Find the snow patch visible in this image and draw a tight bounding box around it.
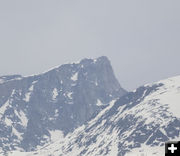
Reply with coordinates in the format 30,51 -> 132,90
143,75 -> 180,118
96,99 -> 103,106
32,80 -> 38,84
12,127 -> 22,140
19,111 -> 28,127
71,72 -> 78,81
93,59 -> 97,63
55,109 -> 59,117
0,100 -> 10,119
14,110 -> 28,128
23,85 -> 34,102
49,130 -> 64,142
4,117 -> 13,126
125,144 -> 164,156
9,151 -> 32,156
11,89 -> 16,97
52,88 -> 58,100
67,92 -> 73,100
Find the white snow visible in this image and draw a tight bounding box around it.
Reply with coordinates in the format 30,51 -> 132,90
96,99 -> 103,106
52,88 -> 58,100
105,129 -> 119,156
9,151 -> 32,156
12,127 -> 23,140
71,72 -> 78,81
144,75 -> 180,118
125,144 -> 164,156
32,80 -> 38,84
23,85 -> 34,102
14,110 -> 28,128
0,100 -> 9,119
4,117 -> 13,126
29,85 -> 34,92
19,110 -> 28,127
67,92 -> 73,100
55,109 -> 59,117
121,137 -> 180,156
49,130 -> 64,142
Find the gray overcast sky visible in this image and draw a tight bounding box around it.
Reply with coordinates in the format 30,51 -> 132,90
0,0 -> 180,91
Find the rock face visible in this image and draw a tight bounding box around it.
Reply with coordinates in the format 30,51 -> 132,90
0,56 -> 126,152
24,76 -> 180,156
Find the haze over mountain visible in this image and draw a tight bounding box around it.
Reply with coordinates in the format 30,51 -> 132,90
0,56 -> 126,154
0,56 -> 179,156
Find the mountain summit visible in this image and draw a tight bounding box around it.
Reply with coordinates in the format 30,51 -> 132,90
0,56 -> 126,153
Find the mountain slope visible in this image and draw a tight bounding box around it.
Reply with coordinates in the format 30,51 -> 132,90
20,75 -> 180,156
0,56 -> 126,153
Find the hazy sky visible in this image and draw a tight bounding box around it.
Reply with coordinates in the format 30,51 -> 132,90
0,0 -> 180,90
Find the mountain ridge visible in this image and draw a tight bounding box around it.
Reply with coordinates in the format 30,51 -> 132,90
13,75 -> 180,156
0,56 -> 126,153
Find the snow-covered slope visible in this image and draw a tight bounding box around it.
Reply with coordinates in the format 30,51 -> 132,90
11,75 -> 180,156
0,56 -> 126,154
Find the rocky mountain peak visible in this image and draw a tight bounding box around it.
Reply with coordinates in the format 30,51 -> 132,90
0,56 -> 126,152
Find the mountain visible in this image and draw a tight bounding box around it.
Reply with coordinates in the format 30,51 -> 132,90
14,75 -> 180,156
0,56 -> 126,154
0,75 -> 22,84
